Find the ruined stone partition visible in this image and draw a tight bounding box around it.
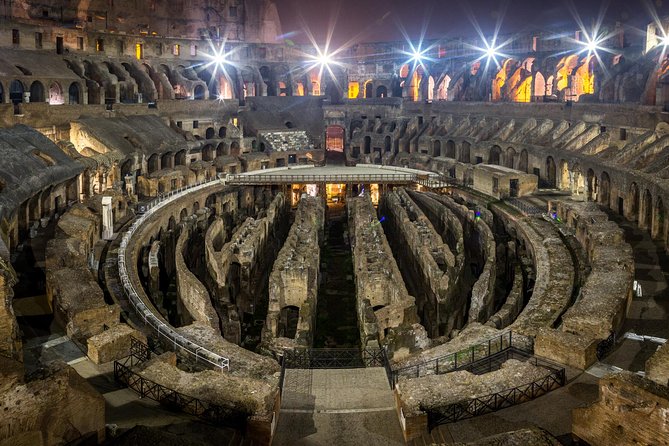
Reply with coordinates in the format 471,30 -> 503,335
422,192 -> 497,325
174,225 -> 221,331
395,359 -> 554,442
348,194 -> 427,360
381,188 -> 462,339
262,196 -> 324,354
206,193 -> 289,345
573,372 -> 669,445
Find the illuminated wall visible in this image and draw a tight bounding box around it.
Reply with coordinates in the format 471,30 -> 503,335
348,81 -> 360,99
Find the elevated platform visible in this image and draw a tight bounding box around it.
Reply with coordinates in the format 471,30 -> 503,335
226,165 -> 438,185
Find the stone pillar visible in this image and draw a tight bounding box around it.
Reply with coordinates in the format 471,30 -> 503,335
101,196 -> 114,240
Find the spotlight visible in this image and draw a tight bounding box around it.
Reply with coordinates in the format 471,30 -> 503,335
660,34 -> 669,47
213,52 -> 227,66
579,32 -> 605,56
411,48 -> 425,64
316,51 -> 333,68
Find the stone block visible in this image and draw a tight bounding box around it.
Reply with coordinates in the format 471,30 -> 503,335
646,342 -> 669,386
86,324 -> 147,364
534,328 -> 598,370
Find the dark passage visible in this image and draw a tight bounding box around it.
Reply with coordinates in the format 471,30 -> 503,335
314,204 -> 359,347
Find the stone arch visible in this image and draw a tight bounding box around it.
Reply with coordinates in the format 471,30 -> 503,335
587,168 -> 597,201
279,305 -> 299,339
230,141 -> 240,156
219,127 -> 227,138
488,145 -> 502,165
445,140 -> 456,158
180,208 -> 188,222
460,141 -> 471,163
384,136 -> 392,152
433,139 -> 441,157
68,82 -> 81,104
175,149 -> 187,166
600,171 -> 611,208
364,136 -> 371,154
628,182 -> 640,222
10,80 -> 24,104
148,153 -> 161,174
193,201 -> 200,214
518,149 -> 529,173
48,81 -> 64,105
545,156 -> 556,188
376,85 -> 388,98
364,80 -> 373,98
202,144 -> 214,162
653,196 -> 666,241
161,152 -> 174,170
505,147 -> 516,168
193,84 -> 206,100
642,189 -> 653,231
216,142 -> 228,157
29,80 -> 45,102
205,127 -> 215,139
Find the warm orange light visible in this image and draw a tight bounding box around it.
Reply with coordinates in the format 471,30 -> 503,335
348,81 -> 360,99
135,43 -> 143,60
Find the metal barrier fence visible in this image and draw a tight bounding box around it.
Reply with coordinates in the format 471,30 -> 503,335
282,347 -> 389,369
390,331 -> 533,386
116,178 -> 232,370
226,173 -> 418,185
113,338 -> 248,428
426,353 -> 566,429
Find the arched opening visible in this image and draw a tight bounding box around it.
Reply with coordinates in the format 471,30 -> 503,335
642,189 -> 653,231
279,305 -> 299,339
68,82 -> 81,104
376,85 -> 388,98
148,153 -> 161,174
587,168 -> 597,201
205,127 -> 215,139
161,152 -> 173,170
202,144 -> 214,162
436,75 -> 451,100
326,125 -> 345,155
628,182 -> 640,222
219,127 -> 227,138
488,145 -> 502,165
460,141 -> 471,163
505,147 -> 516,168
544,156 -> 557,188
180,208 -> 188,222
363,136 -> 371,154
654,196 -> 666,241
175,150 -> 187,166
384,136 -> 392,152
216,142 -> 227,157
445,140 -> 456,158
48,82 -> 64,105
433,140 -> 442,157
29,81 -> 45,102
600,172 -> 611,208
364,81 -> 373,98
230,141 -> 240,156
427,76 -> 435,101
10,80 -> 24,104
193,84 -> 206,100
519,149 -> 529,173
0,82 -> 4,103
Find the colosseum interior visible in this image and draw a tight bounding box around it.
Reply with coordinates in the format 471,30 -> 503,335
1,0 -> 669,445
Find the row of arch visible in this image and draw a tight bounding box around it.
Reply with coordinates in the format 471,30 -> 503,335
0,79 -> 82,105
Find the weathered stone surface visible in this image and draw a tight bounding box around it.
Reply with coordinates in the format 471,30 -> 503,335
263,196 -> 323,352
0,259 -> 21,361
573,372 -> 669,446
397,359 -> 551,417
646,342 -> 669,386
47,267 -> 120,343
86,323 -> 147,364
135,355 -> 278,419
348,194 -> 421,357
175,227 -> 220,330
452,427 -> 561,446
0,362 -> 105,446
534,328 -> 598,370
382,188 -> 460,339
177,323 -> 279,381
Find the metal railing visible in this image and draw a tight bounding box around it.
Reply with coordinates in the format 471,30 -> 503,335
506,198 -> 544,216
117,177 -> 232,370
390,331 -> 533,386
282,347 -> 389,369
226,172 -> 418,185
113,339 -> 248,427
426,354 -> 566,429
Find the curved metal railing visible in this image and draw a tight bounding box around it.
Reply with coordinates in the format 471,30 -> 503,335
117,178 -> 231,370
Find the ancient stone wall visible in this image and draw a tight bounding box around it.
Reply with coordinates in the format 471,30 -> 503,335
381,188 -> 461,338
573,372 -> 669,445
348,194 -> 426,359
262,196 -> 323,353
